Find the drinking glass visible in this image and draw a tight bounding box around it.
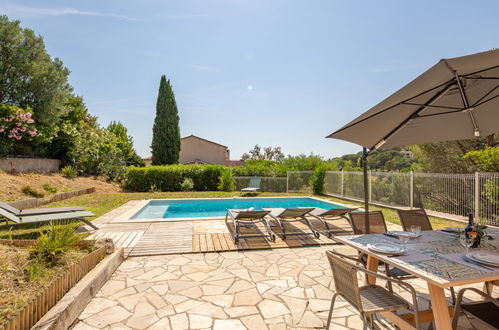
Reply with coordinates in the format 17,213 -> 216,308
459,233 -> 474,254
410,225 -> 421,236
399,234 -> 410,251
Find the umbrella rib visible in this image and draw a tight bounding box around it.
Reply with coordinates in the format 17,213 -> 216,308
328,60 -> 499,140
327,79 -> 454,137
401,102 -> 462,111
472,84 -> 499,107
474,93 -> 499,108
454,72 -> 481,136
367,82 -> 456,154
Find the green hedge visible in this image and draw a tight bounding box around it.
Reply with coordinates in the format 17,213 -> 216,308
124,165 -> 228,192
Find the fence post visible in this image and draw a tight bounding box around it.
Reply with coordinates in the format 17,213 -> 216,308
286,172 -> 289,193
410,171 -> 414,209
340,171 -> 344,196
368,171 -> 372,202
475,172 -> 480,221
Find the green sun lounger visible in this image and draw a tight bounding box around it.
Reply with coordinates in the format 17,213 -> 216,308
240,177 -> 262,195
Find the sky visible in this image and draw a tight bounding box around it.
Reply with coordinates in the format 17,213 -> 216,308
1,1 -> 498,159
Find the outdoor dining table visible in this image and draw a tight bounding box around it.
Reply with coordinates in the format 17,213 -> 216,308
333,229 -> 499,329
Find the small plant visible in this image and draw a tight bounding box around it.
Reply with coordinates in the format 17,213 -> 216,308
42,184 -> 57,194
310,165 -> 327,195
29,222 -> 81,266
218,169 -> 236,192
61,165 -> 78,179
21,185 -> 45,198
180,177 -> 194,191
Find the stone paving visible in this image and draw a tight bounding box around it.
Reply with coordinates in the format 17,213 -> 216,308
73,244 -> 491,330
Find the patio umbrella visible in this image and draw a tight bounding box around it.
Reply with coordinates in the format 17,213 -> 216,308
327,50 -> 499,232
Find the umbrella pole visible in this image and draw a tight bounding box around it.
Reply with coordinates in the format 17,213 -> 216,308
362,147 -> 370,234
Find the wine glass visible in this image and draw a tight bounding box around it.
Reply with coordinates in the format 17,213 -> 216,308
410,224 -> 421,237
459,233 -> 474,254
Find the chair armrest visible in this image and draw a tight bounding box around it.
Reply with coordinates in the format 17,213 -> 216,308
353,264 -> 421,328
455,287 -> 499,307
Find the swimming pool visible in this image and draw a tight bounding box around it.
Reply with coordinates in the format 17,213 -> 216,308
131,197 -> 343,219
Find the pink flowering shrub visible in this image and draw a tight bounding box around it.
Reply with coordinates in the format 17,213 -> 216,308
0,104 -> 37,141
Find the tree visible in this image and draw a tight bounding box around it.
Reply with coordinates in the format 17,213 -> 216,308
107,121 -> 145,167
241,145 -> 284,162
411,138 -> 495,173
0,16 -> 73,134
151,75 -> 180,165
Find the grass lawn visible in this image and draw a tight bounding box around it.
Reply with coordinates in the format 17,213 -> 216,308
0,191 -> 463,238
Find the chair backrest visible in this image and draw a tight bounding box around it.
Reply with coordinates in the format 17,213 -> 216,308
248,177 -> 261,188
326,250 -> 362,310
397,209 -> 432,231
233,210 -> 270,220
279,207 -> 314,218
320,207 -> 358,217
0,207 -> 20,223
348,211 -> 387,234
0,201 -> 20,214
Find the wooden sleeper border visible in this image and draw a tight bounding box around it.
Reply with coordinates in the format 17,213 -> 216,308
1,246 -> 107,330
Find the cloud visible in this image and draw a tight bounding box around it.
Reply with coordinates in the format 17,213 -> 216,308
192,65 -> 221,72
0,3 -> 137,21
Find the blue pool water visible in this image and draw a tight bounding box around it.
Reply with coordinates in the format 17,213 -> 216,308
131,197 -> 342,219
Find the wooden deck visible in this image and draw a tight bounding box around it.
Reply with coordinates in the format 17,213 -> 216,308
86,201 -> 353,257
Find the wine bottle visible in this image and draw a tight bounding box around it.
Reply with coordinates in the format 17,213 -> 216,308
465,213 -> 473,234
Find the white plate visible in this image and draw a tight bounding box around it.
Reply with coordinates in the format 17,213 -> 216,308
444,227 -> 465,233
367,243 -> 406,255
387,231 -> 421,238
467,252 -> 499,266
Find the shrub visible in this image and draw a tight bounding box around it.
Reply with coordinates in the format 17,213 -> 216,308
124,164 -> 226,192
29,222 -> 81,266
180,178 -> 194,191
61,165 -> 78,178
42,184 -> 57,193
310,165 -> 327,194
22,185 -> 45,198
218,169 -> 236,192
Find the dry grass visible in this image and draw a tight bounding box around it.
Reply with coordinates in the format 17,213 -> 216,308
0,244 -> 86,325
0,172 -> 121,202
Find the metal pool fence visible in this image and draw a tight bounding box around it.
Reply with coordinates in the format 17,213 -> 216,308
286,171 -> 499,226
234,176 -> 288,193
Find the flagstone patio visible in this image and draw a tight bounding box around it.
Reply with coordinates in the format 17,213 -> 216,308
73,244 -> 488,330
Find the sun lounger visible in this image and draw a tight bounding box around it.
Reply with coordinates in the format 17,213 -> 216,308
0,201 -> 84,216
0,205 -> 98,229
264,207 -> 320,240
308,207 -> 358,237
240,177 -> 262,195
225,209 -> 275,243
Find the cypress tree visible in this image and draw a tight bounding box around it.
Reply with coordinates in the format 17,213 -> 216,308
151,75 -> 181,165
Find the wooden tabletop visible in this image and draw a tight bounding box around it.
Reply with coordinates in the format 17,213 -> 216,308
333,230 -> 499,288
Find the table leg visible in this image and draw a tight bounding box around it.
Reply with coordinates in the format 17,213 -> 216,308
428,283 -> 452,330
366,255 -> 379,285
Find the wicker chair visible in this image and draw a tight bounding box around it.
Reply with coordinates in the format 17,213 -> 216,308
326,250 -> 421,330
396,208 -> 457,303
451,287 -> 499,329
348,211 -> 388,235
397,208 -> 432,231
348,211 -> 416,292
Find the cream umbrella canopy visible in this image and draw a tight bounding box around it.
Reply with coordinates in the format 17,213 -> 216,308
328,50 -> 499,232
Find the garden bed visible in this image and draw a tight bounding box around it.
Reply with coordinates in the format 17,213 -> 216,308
0,241 -> 106,329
